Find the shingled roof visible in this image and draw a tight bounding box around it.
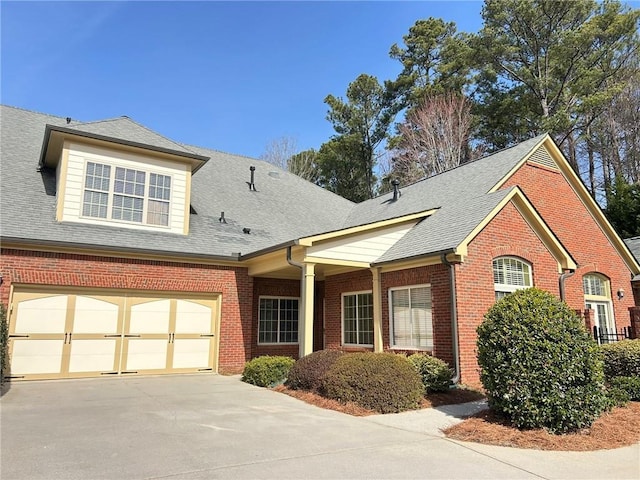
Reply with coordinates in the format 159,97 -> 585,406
0,105 -> 354,258
0,105 -> 548,263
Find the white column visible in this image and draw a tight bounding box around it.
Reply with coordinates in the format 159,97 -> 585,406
371,267 -> 383,352
299,262 -> 315,358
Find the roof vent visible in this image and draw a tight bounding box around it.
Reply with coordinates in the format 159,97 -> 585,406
219,211 -> 227,224
392,179 -> 401,202
66,117 -> 71,124
248,166 -> 257,191
243,227 -> 251,234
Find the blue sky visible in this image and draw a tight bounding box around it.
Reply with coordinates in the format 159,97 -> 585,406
2,1 -> 485,158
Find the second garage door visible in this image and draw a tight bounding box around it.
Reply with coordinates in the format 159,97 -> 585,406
8,288 -> 220,381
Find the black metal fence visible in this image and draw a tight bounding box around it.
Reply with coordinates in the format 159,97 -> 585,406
593,325 -> 632,344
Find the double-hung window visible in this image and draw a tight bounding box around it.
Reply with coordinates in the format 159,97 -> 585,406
258,297 -> 299,344
82,161 -> 172,227
342,292 -> 373,346
493,257 -> 532,300
389,285 -> 432,350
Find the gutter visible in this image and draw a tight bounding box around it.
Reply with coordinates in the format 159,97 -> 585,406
441,251 -> 461,385
0,236 -> 242,263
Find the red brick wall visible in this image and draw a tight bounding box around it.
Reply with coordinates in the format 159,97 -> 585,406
323,265 -> 454,366
380,265 -> 453,366
324,270 -> 374,351
0,248 -> 254,373
454,201 -> 562,386
502,161 -> 636,324
252,277 -> 300,359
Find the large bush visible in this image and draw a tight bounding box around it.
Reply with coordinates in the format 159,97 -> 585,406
477,288 -> 608,433
599,340 -> 640,379
285,349 -> 344,392
407,353 -> 454,393
241,355 -> 295,387
323,352 -> 424,413
609,376 -> 640,402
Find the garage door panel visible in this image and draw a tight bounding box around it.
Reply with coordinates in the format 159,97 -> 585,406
73,296 -> 120,334
11,339 -> 64,375
129,299 -> 171,334
125,339 -> 169,371
13,295 -> 68,334
68,339 -> 118,373
172,338 -> 211,369
175,300 -> 212,334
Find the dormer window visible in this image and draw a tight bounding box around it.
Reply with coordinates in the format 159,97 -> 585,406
83,161 -> 171,227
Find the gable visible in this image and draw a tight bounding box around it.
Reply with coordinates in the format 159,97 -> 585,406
493,136 -> 640,276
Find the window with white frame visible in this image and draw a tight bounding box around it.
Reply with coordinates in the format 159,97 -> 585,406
342,292 -> 373,346
82,161 -> 172,226
389,285 -> 433,350
493,257 -> 532,300
583,274 -> 615,339
258,297 -> 299,344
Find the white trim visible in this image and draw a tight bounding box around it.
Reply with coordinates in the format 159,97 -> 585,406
341,290 -> 374,347
388,283 -> 432,351
257,296 -> 300,345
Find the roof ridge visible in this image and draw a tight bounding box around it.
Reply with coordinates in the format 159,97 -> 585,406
1,104 -> 77,122
367,133 -> 548,203
74,117 -> 197,154
180,142 -> 261,162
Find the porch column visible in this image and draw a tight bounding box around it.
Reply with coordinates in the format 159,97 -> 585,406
299,262 -> 315,358
371,267 -> 383,352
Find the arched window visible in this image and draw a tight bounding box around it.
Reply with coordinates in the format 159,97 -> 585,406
493,257 -> 532,300
583,274 -> 615,341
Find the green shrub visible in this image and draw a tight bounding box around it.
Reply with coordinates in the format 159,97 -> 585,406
323,352 -> 424,413
0,304 -> 7,383
285,349 -> 344,392
241,355 -> 295,387
605,383 -> 630,407
599,340 -> 640,380
609,376 -> 640,401
407,353 -> 454,393
477,288 -> 608,433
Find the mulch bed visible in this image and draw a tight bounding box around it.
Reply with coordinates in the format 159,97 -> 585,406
443,402 -> 640,451
273,385 -> 640,451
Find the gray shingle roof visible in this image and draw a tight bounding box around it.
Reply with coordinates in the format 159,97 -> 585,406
625,237 -> 640,263
0,104 -> 547,264
0,105 -> 354,258
68,117 -> 197,156
374,188 -> 514,264
344,134 -> 545,228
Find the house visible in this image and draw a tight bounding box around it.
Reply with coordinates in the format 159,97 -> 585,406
1,104 -> 638,385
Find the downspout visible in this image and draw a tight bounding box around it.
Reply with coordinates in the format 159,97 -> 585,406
559,269 -> 576,302
286,245 -> 303,270
441,252 -> 461,385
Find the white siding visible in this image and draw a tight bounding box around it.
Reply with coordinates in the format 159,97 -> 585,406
307,222 -> 417,263
60,142 -> 189,235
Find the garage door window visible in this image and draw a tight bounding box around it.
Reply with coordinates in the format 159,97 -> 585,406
258,297 -> 299,344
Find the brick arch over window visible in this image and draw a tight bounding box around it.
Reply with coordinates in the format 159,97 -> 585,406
492,256 -> 533,300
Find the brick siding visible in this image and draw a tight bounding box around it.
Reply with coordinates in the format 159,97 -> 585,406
0,248 -> 254,373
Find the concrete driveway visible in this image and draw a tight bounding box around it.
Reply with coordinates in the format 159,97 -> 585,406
1,375 -> 638,480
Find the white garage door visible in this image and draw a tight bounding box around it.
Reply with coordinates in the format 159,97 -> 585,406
7,288 -> 220,381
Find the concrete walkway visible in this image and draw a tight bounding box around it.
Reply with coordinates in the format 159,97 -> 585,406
1,375 -> 638,479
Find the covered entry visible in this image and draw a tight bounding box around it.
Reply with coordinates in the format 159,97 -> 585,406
7,287 -> 220,380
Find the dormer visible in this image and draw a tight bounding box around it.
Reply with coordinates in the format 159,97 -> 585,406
39,120 -> 208,235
